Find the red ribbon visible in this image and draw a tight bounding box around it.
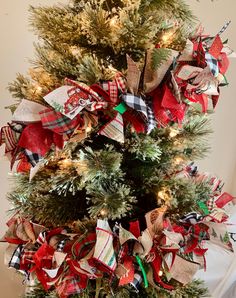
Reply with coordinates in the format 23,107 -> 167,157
16,154 -> 31,173
151,85 -> 186,126
218,52 -> 229,75
129,220 -> 141,239
184,91 -> 209,113
150,248 -> 174,290
215,192 -> 234,208
18,122 -> 64,156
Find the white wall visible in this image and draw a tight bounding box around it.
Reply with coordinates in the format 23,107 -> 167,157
0,0 -> 236,297
188,0 -> 236,193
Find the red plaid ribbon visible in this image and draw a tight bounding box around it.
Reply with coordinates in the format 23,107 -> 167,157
21,250 -> 36,270
16,153 -> 31,173
65,78 -> 103,102
100,73 -> 127,104
40,108 -> 83,135
56,273 -> 88,298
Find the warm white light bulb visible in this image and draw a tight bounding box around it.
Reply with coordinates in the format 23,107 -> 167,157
86,126 -> 92,133
158,190 -> 165,200
100,209 -> 108,216
110,18 -> 117,27
162,31 -> 174,43
36,86 -> 42,91
169,128 -> 178,138
175,157 -> 183,165
61,159 -> 72,167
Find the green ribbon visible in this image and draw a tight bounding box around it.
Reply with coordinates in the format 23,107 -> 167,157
136,255 -> 148,288
113,102 -> 127,114
197,201 -> 210,215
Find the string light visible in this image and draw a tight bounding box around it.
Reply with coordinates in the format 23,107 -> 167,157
110,18 -> 117,27
161,29 -> 175,45
36,86 -> 42,92
169,128 -> 179,138
158,270 -> 163,276
157,188 -> 171,205
86,126 -> 92,133
70,46 -> 80,57
109,16 -> 120,31
162,32 -> 173,43
100,208 -> 108,217
174,156 -> 184,165
158,190 -> 166,200
34,85 -> 43,95
75,160 -> 88,175
60,158 -> 73,168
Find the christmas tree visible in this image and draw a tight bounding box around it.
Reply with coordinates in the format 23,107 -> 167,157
0,0 -> 234,297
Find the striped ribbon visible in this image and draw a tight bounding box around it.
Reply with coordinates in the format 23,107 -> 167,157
99,113 -> 124,143
93,219 -> 117,272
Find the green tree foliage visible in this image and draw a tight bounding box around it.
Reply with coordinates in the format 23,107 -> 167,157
3,0 -> 216,297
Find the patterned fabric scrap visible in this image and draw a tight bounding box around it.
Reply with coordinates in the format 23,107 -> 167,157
93,219 -> 117,272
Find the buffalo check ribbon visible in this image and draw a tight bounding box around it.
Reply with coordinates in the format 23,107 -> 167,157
122,94 -> 156,133
147,104 -> 156,133
218,21 -> 231,36
8,245 -> 23,270
130,273 -> 143,292
205,52 -> 219,77
98,72 -> 156,138
122,94 -> 148,118
24,149 -> 42,167
179,212 -> 203,225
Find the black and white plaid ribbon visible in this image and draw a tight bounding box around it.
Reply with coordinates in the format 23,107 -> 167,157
122,94 -> 148,118
9,245 -> 23,270
205,52 -> 219,77
179,212 -> 203,225
147,105 -> 156,134
122,94 -> 156,133
24,149 -> 42,167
